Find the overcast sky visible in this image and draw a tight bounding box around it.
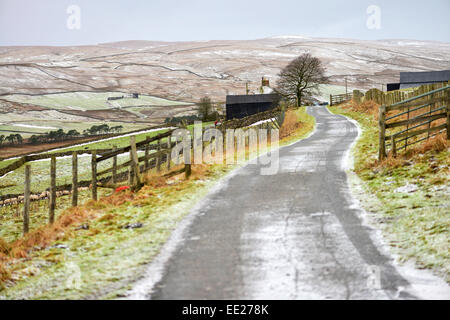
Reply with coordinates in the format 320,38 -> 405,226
0,0 -> 449,46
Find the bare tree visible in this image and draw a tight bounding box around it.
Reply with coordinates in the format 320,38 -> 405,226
197,96 -> 213,121
276,53 -> 328,107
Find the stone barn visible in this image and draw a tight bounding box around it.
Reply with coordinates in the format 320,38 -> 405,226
225,94 -> 279,120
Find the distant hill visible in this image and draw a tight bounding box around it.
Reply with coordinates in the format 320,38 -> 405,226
0,36 -> 449,101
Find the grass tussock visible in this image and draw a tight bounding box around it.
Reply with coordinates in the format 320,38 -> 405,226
0,238 -> 10,257
406,133 -> 448,156
12,207 -> 93,254
0,207 -> 95,285
375,155 -> 406,169
0,263 -> 10,284
372,133 -> 449,170
99,191 -> 135,207
280,108 -> 302,139
344,99 -> 380,118
189,164 -> 212,181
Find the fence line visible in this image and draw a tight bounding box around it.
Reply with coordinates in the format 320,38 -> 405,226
378,85 -> 449,159
353,81 -> 450,106
2,109 -> 283,236
329,93 -> 353,106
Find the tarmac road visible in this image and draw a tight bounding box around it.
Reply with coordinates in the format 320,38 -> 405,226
131,105 -> 420,300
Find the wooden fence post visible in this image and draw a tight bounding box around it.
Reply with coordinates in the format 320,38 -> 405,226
72,152 -> 78,207
185,164 -> 191,179
427,94 -> 433,140
129,166 -> 134,185
144,141 -> 150,171
49,155 -> 56,223
130,136 -> 142,189
391,135 -> 397,158
329,94 -> 332,106
405,105 -> 410,151
202,127 -> 206,156
112,146 -> 117,184
378,105 -> 386,160
184,135 -> 192,179
447,89 -> 450,140
23,165 -> 30,235
156,138 -> 161,173
167,137 -> 171,171
91,151 -> 97,201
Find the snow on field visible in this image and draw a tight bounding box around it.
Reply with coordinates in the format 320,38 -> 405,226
66,106 -> 85,111
11,123 -> 58,130
198,49 -> 298,58
270,35 -> 311,40
40,61 -> 74,67
396,41 -> 428,46
1,36 -> 449,103
2,92 -> 190,111
249,118 -> 276,127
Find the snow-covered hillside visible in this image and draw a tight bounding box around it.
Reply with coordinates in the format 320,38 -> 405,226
0,36 -> 449,102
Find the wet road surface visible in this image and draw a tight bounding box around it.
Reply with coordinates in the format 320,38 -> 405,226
131,105 -> 418,300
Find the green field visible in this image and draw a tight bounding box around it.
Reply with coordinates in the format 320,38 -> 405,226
0,159 -> 15,170
3,92 -> 191,111
317,84 -> 351,102
0,121 -> 149,139
0,91 -> 193,138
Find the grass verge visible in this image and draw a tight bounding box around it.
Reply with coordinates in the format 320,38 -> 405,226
328,103 -> 449,282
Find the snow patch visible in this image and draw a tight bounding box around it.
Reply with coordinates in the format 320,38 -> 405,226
248,118 -> 276,127
270,35 -> 311,40
10,123 -> 58,130
394,184 -> 419,193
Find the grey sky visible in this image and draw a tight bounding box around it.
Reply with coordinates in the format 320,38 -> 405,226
0,0 -> 449,46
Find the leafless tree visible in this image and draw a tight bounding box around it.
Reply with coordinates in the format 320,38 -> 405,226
276,53 -> 328,107
197,96 -> 216,121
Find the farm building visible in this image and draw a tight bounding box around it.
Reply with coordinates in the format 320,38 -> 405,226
107,95 -> 124,101
387,70 -> 450,91
225,93 -> 280,120
107,93 -> 139,100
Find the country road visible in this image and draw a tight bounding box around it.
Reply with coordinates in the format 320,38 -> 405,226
128,105 -> 439,300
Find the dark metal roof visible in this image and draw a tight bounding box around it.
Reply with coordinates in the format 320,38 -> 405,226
400,70 -> 450,84
226,94 -> 279,105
